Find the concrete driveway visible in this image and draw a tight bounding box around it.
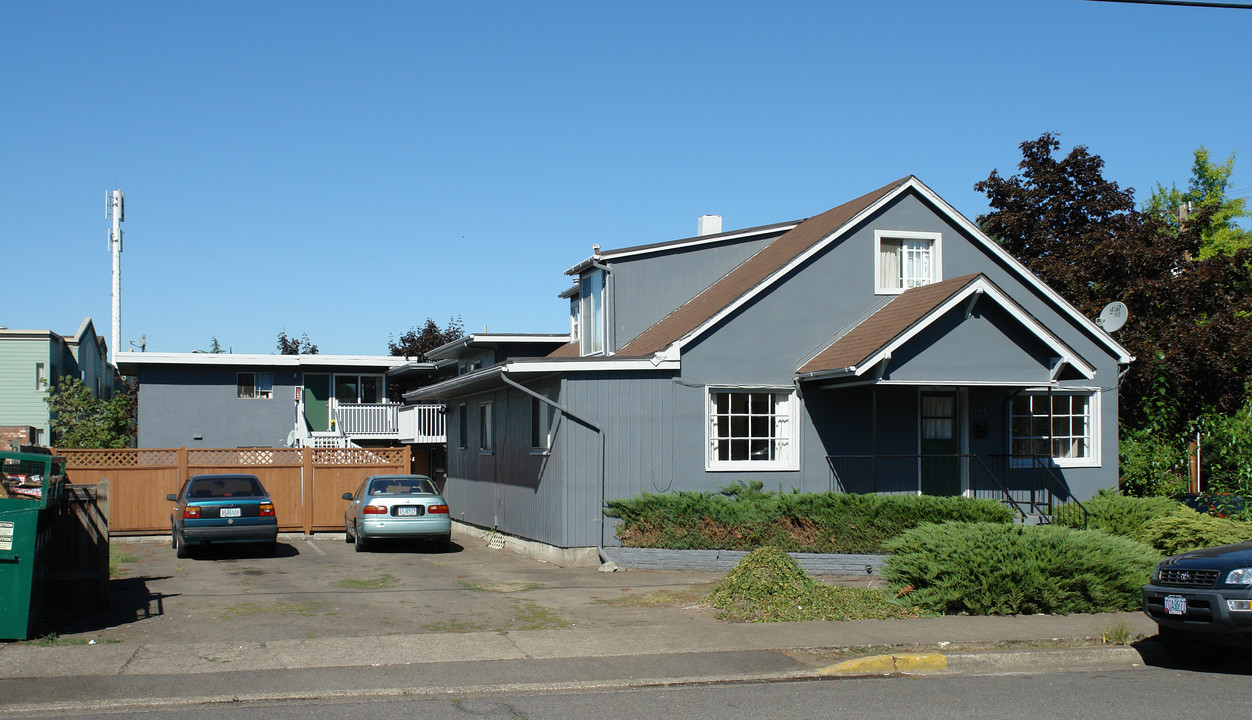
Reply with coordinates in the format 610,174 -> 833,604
47,532 -> 727,645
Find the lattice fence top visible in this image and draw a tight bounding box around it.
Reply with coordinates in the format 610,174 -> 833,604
60,447 -> 407,470
59,449 -> 179,468
313,448 -> 404,465
187,448 -> 304,466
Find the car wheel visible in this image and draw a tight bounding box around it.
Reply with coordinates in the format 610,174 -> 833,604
354,527 -> 368,553
174,531 -> 190,559
345,521 -> 355,543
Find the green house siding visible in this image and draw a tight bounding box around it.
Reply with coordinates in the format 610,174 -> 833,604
0,337 -> 55,438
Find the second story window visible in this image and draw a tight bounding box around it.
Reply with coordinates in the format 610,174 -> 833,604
579,269 -> 605,355
876,231 -> 941,293
479,402 -> 494,452
238,372 -> 273,399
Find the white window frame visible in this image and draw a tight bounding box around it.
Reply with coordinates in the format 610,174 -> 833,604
579,269 -> 605,356
531,395 -> 555,454
705,387 -> 798,472
1010,390 -> 1099,468
237,372 -> 273,399
479,401 -> 494,453
875,230 -> 942,294
35,362 -> 46,391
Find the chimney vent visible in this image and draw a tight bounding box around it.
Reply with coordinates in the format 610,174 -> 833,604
697,214 -> 722,236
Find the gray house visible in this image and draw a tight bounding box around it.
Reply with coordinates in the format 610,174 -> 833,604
117,352 -> 448,452
407,177 -> 1132,551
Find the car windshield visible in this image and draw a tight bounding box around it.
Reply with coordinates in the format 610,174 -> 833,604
368,478 -> 436,496
189,476 -> 265,499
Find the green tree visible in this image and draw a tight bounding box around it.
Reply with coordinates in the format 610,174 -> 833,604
976,134 -> 1252,437
45,377 -> 134,449
388,316 -> 465,361
208,336 -> 224,353
276,330 -> 318,355
1144,147 -> 1251,260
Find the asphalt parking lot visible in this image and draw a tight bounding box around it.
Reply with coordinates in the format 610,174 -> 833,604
47,532 -> 728,645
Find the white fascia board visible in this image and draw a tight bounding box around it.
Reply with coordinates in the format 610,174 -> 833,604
402,366 -> 506,401
665,184 -> 911,356
115,352 -> 405,369
857,277 -> 1097,380
504,357 -> 680,374
907,179 -> 1134,365
562,223 -> 802,276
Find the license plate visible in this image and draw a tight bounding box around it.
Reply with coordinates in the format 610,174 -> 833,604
220,507 -> 242,518
396,506 -> 418,516
1164,595 -> 1187,615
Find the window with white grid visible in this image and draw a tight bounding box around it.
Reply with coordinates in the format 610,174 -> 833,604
1010,392 -> 1097,467
875,230 -> 941,293
707,389 -> 796,471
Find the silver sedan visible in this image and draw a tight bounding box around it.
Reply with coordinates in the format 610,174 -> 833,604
342,474 -> 452,552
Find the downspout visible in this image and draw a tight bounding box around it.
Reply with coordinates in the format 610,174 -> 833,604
499,371 -> 608,554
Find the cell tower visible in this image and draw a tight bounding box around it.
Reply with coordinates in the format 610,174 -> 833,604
107,189 -> 124,365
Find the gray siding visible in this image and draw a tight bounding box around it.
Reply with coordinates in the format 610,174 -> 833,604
608,231 -> 782,351
138,365 -> 297,448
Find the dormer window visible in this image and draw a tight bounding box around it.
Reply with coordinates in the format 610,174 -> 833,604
875,230 -> 941,294
579,269 -> 605,355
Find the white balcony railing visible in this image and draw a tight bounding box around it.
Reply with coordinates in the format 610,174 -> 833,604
398,403 -> 446,444
334,401 -> 400,438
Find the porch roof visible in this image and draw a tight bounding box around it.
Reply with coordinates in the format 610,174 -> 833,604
796,274 -> 1096,383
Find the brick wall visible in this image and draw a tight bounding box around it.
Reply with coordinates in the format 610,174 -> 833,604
0,426 -> 37,452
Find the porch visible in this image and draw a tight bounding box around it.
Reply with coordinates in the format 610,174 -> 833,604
292,401 -> 446,448
825,453 -> 1081,520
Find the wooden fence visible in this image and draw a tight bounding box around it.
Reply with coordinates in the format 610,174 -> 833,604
57,447 -> 412,535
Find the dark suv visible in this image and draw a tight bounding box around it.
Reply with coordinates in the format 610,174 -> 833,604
1142,541 -> 1252,661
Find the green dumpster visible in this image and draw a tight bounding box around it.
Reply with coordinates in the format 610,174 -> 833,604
0,451 -> 66,641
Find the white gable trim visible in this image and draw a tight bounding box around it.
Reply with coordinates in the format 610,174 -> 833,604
908,180 -> 1133,364
872,277 -> 1094,379
656,177 -> 1132,365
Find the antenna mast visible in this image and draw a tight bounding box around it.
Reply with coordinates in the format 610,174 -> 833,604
107,189 -> 124,364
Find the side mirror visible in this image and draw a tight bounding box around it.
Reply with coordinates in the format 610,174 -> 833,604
342,492 -> 354,501
166,494 -> 177,502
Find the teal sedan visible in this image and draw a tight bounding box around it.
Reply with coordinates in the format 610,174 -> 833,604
343,474 -> 451,552
167,473 -> 278,558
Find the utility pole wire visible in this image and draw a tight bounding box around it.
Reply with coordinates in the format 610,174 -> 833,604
1085,0 -> 1252,8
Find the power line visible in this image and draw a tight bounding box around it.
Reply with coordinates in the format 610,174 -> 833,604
1085,0 -> 1252,8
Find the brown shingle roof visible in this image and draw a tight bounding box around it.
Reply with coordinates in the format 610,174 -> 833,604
615,177 -> 914,358
797,274 -> 981,376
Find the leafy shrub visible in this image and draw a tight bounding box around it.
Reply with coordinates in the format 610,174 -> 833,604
707,547 -> 925,622
1052,490 -> 1182,540
883,522 -> 1160,615
604,487 -> 1014,553
1119,427 -> 1189,498
1140,512 -> 1252,555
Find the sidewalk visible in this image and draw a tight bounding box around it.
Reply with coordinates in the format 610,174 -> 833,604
0,535 -> 1167,713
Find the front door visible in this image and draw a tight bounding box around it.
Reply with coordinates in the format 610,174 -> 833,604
304,374 -> 331,432
920,392 -> 961,496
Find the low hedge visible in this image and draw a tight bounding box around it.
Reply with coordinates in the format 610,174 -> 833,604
604,484 -> 1015,554
1054,490 -> 1252,554
883,522 -> 1161,615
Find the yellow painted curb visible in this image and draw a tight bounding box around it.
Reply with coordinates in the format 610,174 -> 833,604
819,653 -> 948,675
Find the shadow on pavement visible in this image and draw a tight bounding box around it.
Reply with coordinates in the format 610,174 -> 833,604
41,575 -> 175,637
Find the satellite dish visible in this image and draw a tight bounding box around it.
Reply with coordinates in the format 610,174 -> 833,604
285,430 -> 297,448
1097,301 -> 1128,333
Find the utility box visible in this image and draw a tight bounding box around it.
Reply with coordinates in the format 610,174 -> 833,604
0,451 -> 66,640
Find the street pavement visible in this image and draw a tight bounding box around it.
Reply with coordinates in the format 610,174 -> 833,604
0,530 -> 1187,714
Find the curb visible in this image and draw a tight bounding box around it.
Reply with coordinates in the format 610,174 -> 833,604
819,645 -> 1149,677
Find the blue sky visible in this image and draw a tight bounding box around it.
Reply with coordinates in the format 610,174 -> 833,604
4,1 -> 1249,357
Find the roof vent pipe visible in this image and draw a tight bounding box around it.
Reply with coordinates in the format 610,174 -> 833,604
697,214 -> 722,236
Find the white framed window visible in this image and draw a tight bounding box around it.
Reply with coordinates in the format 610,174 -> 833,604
531,395 -> 555,452
875,230 -> 941,294
706,388 -> 797,471
569,297 -> 580,343
237,372 -> 273,399
333,374 -> 384,404
35,362 -> 46,390
579,269 -> 605,356
1010,391 -> 1098,467
479,401 -> 494,452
